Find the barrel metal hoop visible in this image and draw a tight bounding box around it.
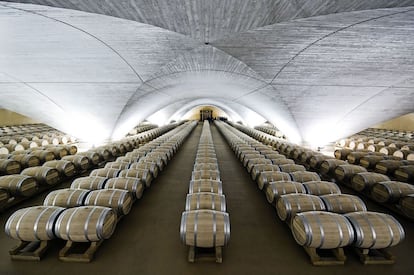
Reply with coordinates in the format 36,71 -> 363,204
66,207 -> 81,241
377,213 -> 395,248
194,211 -> 198,247
15,207 -> 33,240
213,211 -> 217,246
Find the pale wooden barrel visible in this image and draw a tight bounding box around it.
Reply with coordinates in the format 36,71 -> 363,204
18,141 -> 38,150
334,164 -> 367,183
400,195 -> 414,219
250,164 -> 280,181
85,189 -> 133,216
62,155 -> 90,171
371,181 -> 414,203
5,206 -> 65,241
246,158 -> 272,173
0,187 -> 10,207
303,181 -> 341,196
104,161 -> 130,170
0,159 -> 21,175
191,170 -> 220,181
279,164 -> 306,173
116,156 -> 136,164
271,158 -> 295,165
78,151 -> 101,165
394,165 -> 414,183
360,155 -> 386,169
90,168 -> 121,179
276,194 -> 325,221
189,180 -> 223,194
30,150 -> 55,163
291,211 -> 354,249
238,150 -> 258,162
4,143 -> 25,152
196,152 -> 216,159
54,206 -> 117,242
146,152 -> 168,166
265,181 -> 306,204
320,194 -> 367,214
142,155 -> 166,170
180,210 -> 230,248
367,144 -> 384,152
257,171 -> 291,190
21,166 -> 60,186
379,146 -> 399,156
351,172 -> 390,192
70,176 -> 108,190
393,150 -> 414,160
344,212 -> 405,249
0,146 -> 9,155
10,154 -> 40,168
43,188 -> 90,208
46,146 -> 68,159
129,161 -> 159,178
43,160 -> 76,177
119,168 -> 152,187
289,171 -> 321,183
185,193 -> 226,211
0,175 -> 38,197
334,148 -> 353,160
309,155 -> 330,170
242,154 -> 264,167
320,159 -> 346,176
347,151 -> 370,165
105,177 -> 144,199
193,163 -> 219,172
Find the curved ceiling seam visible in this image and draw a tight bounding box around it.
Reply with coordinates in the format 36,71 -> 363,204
0,2 -> 146,83
0,72 -> 66,112
268,8 -> 414,84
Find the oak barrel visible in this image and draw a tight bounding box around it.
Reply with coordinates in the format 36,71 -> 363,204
191,170 -> 220,181
303,181 -> 341,196
85,189 -> 133,216
130,161 -> 159,178
0,187 -> 10,208
0,159 -> 21,175
5,206 -> 65,241
43,160 -> 76,177
54,206 -> 117,242
90,168 -> 121,179
279,164 -> 306,173
119,168 -> 152,187
334,148 -> 353,161
70,176 -> 108,190
320,194 -> 367,214
62,155 -> 90,171
78,151 -> 101,165
185,193 -> 226,211
105,177 -> 144,199
394,165 -> 414,183
10,154 -> 40,168
189,180 -> 223,194
276,194 -> 325,221
351,172 -> 390,192
105,161 -> 130,170
21,166 -> 60,186
271,158 -> 295,165
250,164 -> 280,181
360,155 -> 386,169
257,171 -> 291,190
371,181 -> 414,203
30,150 -> 55,163
320,159 -> 346,176
0,174 -> 38,197
309,155 -> 329,170
43,188 -> 90,208
344,212 -> 405,249
291,211 -> 354,249
265,181 -> 306,204
180,210 -> 230,248
246,158 -> 272,173
334,165 -> 367,183
400,195 -> 414,219
289,171 -> 321,183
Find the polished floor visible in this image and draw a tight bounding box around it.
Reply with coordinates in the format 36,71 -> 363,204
0,124 -> 413,275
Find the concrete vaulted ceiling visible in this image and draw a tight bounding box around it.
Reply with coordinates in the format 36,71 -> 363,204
0,0 -> 414,146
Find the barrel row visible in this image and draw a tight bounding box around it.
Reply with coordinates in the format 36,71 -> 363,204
126,123 -> 158,136
254,125 -> 285,139
181,121 -> 230,262
215,121 -> 406,265
4,121 -> 197,262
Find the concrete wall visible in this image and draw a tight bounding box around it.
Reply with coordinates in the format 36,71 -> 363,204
0,108 -> 39,126
372,113 -> 414,131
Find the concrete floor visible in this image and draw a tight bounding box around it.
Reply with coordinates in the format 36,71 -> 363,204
0,123 -> 413,275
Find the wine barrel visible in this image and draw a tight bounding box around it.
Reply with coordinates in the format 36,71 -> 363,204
4,143 -> 25,152
105,177 -> 144,199
5,206 -> 65,241
78,151 -> 101,165
291,211 -> 354,249
10,154 -> 40,168
351,172 -> 390,192
303,181 -> 341,196
257,171 -> 291,190
245,158 -> 272,173
334,148 -> 353,160
43,160 -> 76,177
276,194 -> 325,222
119,168 -> 152,188
143,155 -> 166,170
265,181 -> 306,204
45,146 -> 68,159
271,158 -> 295,165
43,188 -> 90,208
400,195 -> 414,219
104,161 -> 130,170
189,180 -> 222,194
279,164 -> 306,173
21,166 -> 60,186
70,176 -> 108,190
180,210 -> 230,248
0,159 -> 21,175
85,189 -> 133,216
238,151 -> 259,162
193,163 -> 219,172
394,165 -> 414,183
379,147 -> 399,156
347,151 -> 370,165
129,161 -> 159,178
30,150 -> 55,163
90,168 -> 121,179
242,155 -> 266,168
334,165 -> 367,183
320,194 -> 367,214
359,155 -> 386,169
0,146 -> 9,155
371,181 -> 414,203
250,164 -> 280,181
0,174 -> 38,197
319,159 -> 347,176
0,187 -> 10,208
18,140 -> 38,149
309,155 -> 330,170
191,170 -> 220,181
367,144 -> 384,152
344,212 -> 405,249
185,193 -> 226,211
393,150 -> 414,160
115,156 -> 136,164
54,206 -> 117,242
62,155 -> 90,171
289,171 -> 320,183
146,152 -> 168,166
375,160 -> 405,176
196,152 -> 216,159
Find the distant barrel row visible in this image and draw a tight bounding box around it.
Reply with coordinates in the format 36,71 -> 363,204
218,121 -> 405,265
4,121 -> 197,262
180,121 -> 230,263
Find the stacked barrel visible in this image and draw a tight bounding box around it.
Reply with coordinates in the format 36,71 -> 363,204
126,123 -> 158,136
180,121 -> 230,263
216,121 -> 405,265
4,121 -> 197,262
